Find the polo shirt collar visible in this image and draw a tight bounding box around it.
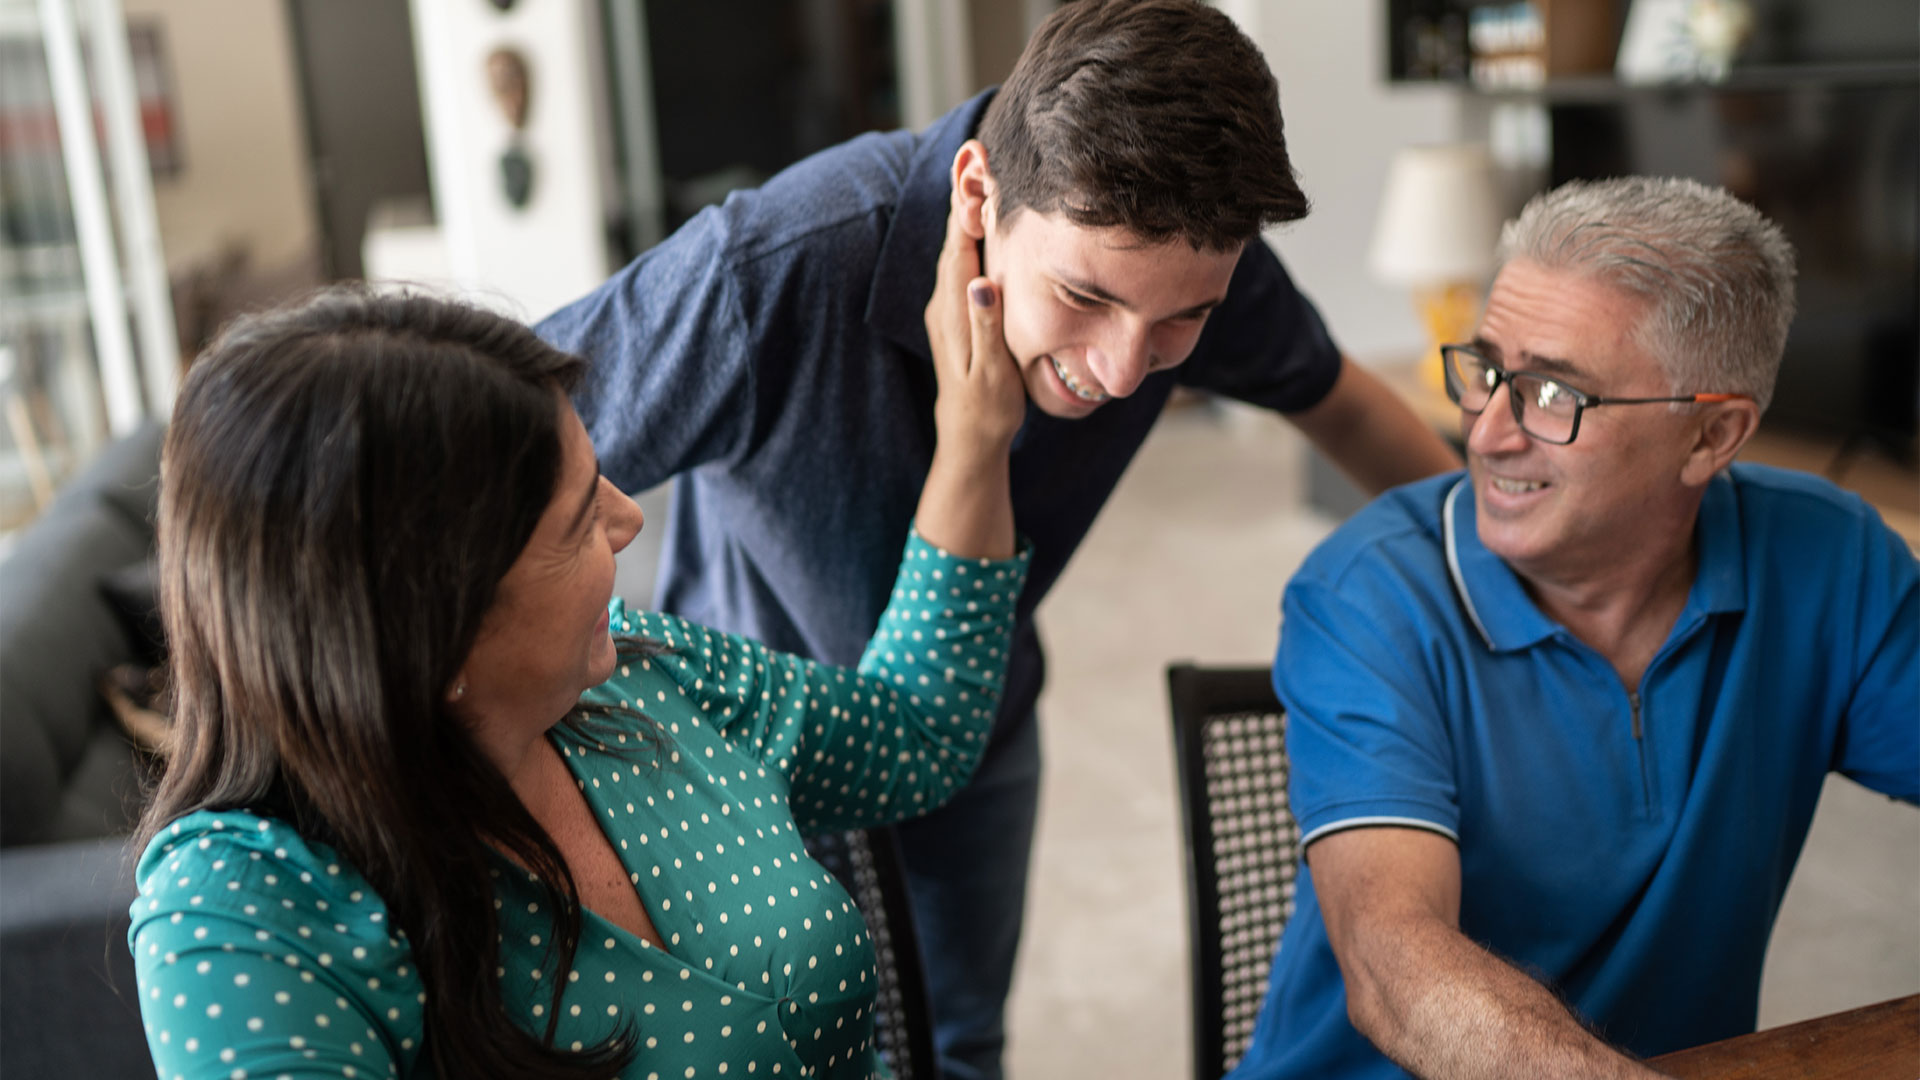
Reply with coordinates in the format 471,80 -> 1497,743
866,89 -> 999,360
1441,472 -> 1749,654
1686,469 -> 1748,617
1443,478 -> 1556,652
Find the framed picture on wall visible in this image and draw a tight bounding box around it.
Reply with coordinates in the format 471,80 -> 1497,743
127,22 -> 182,177
0,21 -> 181,181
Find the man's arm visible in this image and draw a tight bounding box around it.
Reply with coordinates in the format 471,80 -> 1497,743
1290,357 -> 1460,494
1311,827 -> 1669,1080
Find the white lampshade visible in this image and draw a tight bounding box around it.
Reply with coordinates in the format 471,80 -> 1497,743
1368,144 -> 1504,287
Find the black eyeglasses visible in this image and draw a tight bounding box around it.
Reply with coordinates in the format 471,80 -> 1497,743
1440,344 -> 1749,446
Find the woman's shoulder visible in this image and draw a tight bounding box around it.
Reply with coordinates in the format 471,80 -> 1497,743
138,808 -> 355,892
586,599 -> 754,707
599,597 -> 718,656
133,808 -> 401,953
131,810 -> 426,1075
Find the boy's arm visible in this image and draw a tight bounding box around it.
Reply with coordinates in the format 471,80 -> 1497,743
1290,357 -> 1461,495
536,213 -> 759,494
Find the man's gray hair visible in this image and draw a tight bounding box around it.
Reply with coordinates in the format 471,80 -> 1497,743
1496,176 -> 1796,413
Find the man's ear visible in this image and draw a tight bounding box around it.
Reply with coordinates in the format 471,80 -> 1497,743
949,139 -> 994,241
1679,397 -> 1760,487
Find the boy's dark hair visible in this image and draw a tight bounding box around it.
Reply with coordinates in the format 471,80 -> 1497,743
978,0 -> 1309,251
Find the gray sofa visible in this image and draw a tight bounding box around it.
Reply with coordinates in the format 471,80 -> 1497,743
0,422 -> 164,1076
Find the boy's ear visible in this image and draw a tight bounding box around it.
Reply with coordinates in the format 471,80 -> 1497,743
949,139 -> 994,241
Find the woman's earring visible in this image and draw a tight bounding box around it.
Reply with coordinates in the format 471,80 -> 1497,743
451,681 -> 467,702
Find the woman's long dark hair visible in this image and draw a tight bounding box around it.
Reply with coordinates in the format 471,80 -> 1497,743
134,286 -> 633,1077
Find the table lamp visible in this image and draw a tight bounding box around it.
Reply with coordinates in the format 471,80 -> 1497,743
1369,144 -> 1504,393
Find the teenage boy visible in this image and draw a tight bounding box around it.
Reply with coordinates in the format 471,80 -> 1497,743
539,3 -> 1458,1076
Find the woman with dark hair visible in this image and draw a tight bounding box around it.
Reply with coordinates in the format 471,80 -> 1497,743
129,221 -> 1026,1079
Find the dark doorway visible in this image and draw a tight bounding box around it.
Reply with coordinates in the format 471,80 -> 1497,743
284,0 -> 433,281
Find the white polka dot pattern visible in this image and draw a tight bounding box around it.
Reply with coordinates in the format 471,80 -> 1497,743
129,814 -> 421,1079
130,528 -> 1028,1079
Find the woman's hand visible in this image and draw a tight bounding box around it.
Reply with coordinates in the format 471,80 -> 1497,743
924,196 -> 1026,457
913,200 -> 1021,560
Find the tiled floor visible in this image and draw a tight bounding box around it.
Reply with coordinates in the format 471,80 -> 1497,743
617,402 -> 1919,1078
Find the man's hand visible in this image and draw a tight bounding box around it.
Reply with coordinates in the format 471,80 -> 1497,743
1310,827 -> 1671,1080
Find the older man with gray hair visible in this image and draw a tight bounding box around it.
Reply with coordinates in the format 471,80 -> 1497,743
1231,177 -> 1917,1080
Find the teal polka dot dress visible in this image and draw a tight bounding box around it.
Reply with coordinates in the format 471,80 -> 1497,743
130,528 -> 1028,1079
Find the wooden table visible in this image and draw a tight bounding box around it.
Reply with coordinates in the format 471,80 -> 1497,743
1649,994 -> 1919,1079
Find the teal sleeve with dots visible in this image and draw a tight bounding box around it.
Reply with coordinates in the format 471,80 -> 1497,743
589,527 -> 1029,833
130,813 -> 424,1080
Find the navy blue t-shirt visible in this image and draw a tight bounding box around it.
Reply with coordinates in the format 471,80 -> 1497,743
538,90 -> 1342,744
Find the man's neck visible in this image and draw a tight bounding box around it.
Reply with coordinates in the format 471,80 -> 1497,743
1515,513 -> 1702,692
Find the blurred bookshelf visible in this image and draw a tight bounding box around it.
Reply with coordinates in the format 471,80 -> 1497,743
1378,0 -> 1917,476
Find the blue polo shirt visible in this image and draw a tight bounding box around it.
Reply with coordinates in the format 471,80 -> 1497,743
1235,465 -> 1919,1079
537,91 -> 1342,747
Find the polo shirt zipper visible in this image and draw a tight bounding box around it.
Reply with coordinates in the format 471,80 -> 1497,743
1628,690 -> 1652,813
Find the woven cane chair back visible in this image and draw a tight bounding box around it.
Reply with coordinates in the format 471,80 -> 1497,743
802,827 -> 939,1079
1167,664 -> 1301,1080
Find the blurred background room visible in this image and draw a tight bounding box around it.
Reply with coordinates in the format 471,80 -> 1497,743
1,1 -> 1913,1076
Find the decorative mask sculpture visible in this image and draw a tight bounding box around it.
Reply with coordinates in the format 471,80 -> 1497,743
486,46 -> 534,208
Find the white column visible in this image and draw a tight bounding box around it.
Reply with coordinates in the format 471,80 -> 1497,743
1021,0 -> 1053,38
893,0 -> 974,131
407,0 -> 613,321
84,0 -> 178,413
38,0 -> 141,434
1212,0 -> 1262,42
605,0 -> 665,255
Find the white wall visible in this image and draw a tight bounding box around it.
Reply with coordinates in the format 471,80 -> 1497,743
1222,0 -> 1465,364
127,0 -> 317,273
407,0 -> 612,322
